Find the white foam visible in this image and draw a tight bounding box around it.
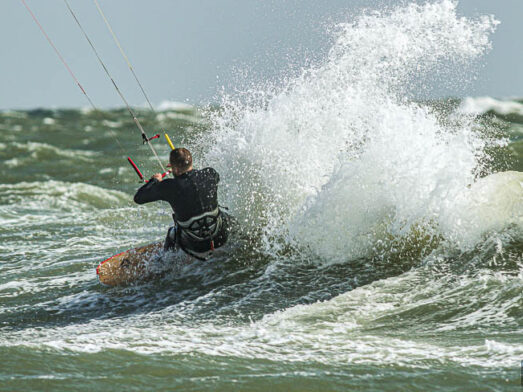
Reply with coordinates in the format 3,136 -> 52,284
459,96 -> 523,116
438,171 -> 523,247
2,269 -> 521,369
11,141 -> 98,161
156,100 -> 194,112
0,180 -> 130,213
156,112 -> 201,123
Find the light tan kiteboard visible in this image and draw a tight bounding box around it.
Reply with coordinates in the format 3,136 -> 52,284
97,242 -> 165,286
97,239 -> 226,287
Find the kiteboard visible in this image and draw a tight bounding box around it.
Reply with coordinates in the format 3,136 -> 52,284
97,238 -> 231,287
97,242 -> 169,287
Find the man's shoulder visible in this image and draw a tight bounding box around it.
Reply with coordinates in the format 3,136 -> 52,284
159,177 -> 176,187
197,167 -> 217,174
195,167 -> 219,182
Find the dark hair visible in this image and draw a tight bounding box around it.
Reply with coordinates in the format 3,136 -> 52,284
169,148 -> 192,171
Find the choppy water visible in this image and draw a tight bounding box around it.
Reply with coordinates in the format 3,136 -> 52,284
1,1 -> 522,391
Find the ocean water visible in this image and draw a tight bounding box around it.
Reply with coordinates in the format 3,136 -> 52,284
1,1 -> 522,391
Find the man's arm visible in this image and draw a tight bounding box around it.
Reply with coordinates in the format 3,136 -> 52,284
133,177 -> 164,204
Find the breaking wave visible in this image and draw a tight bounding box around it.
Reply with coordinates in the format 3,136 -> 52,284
195,0 -> 506,262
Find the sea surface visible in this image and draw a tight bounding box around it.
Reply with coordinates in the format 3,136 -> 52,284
1,1 -> 522,391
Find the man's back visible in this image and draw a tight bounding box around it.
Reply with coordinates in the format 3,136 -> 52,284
134,167 -> 219,221
134,147 -> 229,258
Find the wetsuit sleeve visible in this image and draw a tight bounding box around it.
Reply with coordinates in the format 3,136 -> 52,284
133,178 -> 164,204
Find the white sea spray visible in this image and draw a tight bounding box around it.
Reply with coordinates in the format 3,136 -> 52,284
201,0 -> 501,261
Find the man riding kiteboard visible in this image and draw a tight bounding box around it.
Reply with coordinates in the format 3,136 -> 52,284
134,148 -> 230,260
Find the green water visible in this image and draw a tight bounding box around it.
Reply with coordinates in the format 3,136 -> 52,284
0,100 -> 521,391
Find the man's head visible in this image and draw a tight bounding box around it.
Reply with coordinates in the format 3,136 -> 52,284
169,148 -> 193,176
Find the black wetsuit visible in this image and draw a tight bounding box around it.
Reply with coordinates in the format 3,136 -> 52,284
134,168 -> 229,258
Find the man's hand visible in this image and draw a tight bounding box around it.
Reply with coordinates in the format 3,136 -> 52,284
152,173 -> 163,182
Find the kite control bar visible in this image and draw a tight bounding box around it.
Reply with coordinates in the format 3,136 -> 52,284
127,157 -> 170,183
127,157 -> 144,181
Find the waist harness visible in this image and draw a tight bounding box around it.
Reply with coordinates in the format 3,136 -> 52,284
175,207 -> 222,242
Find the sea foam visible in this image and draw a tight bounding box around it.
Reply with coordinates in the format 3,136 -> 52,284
459,96 -> 523,116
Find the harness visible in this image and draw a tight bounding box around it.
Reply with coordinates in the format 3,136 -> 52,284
174,172 -> 223,252
175,207 -> 222,243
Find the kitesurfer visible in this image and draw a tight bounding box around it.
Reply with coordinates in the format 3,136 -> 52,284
134,148 -> 230,259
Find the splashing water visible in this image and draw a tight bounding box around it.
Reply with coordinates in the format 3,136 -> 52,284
197,0 -> 504,262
